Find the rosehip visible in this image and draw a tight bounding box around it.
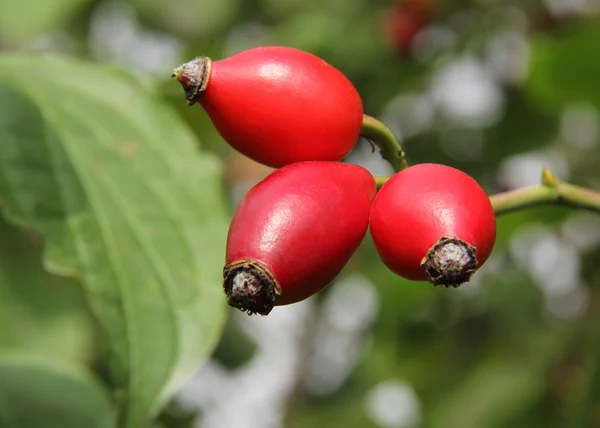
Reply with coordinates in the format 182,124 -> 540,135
369,163 -> 496,287
224,161 -> 376,315
383,6 -> 427,54
172,46 -> 363,168
383,0 -> 433,55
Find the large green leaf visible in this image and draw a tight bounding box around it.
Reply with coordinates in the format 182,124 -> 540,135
0,0 -> 92,43
0,53 -> 229,426
0,216 -> 97,364
0,356 -> 115,428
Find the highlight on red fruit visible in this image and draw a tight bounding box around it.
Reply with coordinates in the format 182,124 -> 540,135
369,163 -> 496,287
172,46 -> 364,168
223,161 -> 376,315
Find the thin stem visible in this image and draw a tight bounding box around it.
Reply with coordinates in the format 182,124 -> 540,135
360,115 -> 409,172
491,168 -> 600,215
491,182 -> 600,215
374,176 -> 388,189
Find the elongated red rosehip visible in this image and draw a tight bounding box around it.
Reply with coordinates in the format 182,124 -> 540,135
172,46 -> 363,168
224,161 -> 376,315
369,163 -> 496,287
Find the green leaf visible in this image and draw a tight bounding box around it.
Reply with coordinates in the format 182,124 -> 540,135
0,0 -> 92,43
0,216 -> 97,364
527,22 -> 600,112
0,356 -> 115,428
0,53 -> 229,426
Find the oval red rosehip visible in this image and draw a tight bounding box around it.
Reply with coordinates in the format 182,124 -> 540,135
369,163 -> 496,287
172,46 -> 363,168
224,161 -> 376,315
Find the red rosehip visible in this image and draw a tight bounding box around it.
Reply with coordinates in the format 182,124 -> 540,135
224,161 -> 376,315
172,46 -> 363,168
369,163 -> 496,286
382,0 -> 433,55
383,7 -> 427,54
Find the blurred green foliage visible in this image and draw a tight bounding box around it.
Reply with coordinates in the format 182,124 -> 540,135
1,0 -> 600,427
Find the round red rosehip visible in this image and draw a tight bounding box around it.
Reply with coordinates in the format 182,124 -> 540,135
172,46 -> 364,168
224,161 -> 376,315
369,163 -> 496,286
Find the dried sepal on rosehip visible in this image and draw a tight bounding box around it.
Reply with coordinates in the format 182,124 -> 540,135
369,163 -> 496,287
172,46 -> 363,168
224,161 -> 376,315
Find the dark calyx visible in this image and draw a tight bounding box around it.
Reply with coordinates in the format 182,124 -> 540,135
420,235 -> 479,287
171,56 -> 212,105
223,259 -> 282,316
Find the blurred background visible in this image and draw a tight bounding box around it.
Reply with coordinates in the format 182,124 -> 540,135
2,0 -> 600,427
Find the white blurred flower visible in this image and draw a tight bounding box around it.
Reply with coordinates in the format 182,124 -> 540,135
545,0 -> 590,17
509,225 -> 589,320
89,1 -> 182,78
364,379 -> 421,428
429,56 -> 504,128
562,212 -> 600,251
412,25 -> 457,63
178,300 -> 315,428
382,92 -> 434,139
303,275 -> 379,396
485,30 -> 530,84
561,103 -> 599,150
498,152 -> 569,189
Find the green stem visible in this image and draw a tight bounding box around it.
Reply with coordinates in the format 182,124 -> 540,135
361,115 -> 409,172
375,169 -> 600,215
491,169 -> 600,216
374,176 -> 389,189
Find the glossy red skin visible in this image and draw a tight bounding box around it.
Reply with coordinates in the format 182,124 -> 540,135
369,163 -> 496,281
200,46 -> 363,168
226,161 -> 376,305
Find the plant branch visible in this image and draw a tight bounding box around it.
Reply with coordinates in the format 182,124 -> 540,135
491,168 -> 600,215
361,115 -> 409,172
